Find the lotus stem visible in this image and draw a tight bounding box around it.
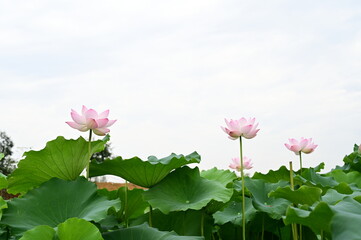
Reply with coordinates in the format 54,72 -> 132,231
201,211 -> 204,236
289,161 -> 298,240
261,214 -> 264,240
239,137 -> 246,240
149,205 -> 153,227
299,152 -> 303,175
86,130 -> 93,179
124,181 -> 129,227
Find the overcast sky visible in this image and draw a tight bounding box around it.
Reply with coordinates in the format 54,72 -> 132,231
1,1 -> 360,178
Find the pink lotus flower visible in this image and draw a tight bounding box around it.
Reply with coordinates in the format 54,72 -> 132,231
229,156 -> 253,171
284,137 -> 318,155
358,144 -> 361,154
66,105 -> 116,136
221,118 -> 260,140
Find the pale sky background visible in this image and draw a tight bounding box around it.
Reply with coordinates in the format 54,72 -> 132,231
1,1 -> 360,180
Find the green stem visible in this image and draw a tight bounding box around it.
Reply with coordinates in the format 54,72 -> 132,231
239,137 -> 246,240
149,205 -> 153,227
261,214 -> 264,240
201,211 -> 204,237
299,152 -> 303,175
86,130 -> 93,179
124,181 -> 129,227
289,161 -> 298,240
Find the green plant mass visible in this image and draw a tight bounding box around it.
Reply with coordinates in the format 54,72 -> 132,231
1,128 -> 361,239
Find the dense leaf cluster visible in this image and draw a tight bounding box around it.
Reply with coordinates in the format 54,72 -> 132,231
0,137 -> 360,239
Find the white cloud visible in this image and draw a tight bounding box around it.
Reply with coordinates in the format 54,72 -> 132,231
1,0 -> 360,177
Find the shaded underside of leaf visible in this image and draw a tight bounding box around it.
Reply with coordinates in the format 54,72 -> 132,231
102,223 -> 204,240
7,136 -> 106,194
90,152 -> 201,187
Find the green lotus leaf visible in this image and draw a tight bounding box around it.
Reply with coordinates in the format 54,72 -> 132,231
20,218 -> 104,240
0,173 -> 7,189
143,167 -> 233,214
19,225 -> 55,240
0,197 -> 7,220
7,136 -> 107,194
102,223 -> 204,240
284,201 -> 333,235
117,187 -> 148,222
295,168 -> 338,191
322,189 -> 361,205
90,152 -> 201,187
132,209 -> 213,238
57,218 -> 103,240
242,178 -> 290,219
339,144 -> 361,172
252,166 -> 290,183
330,197 -> 361,240
327,169 -> 361,188
0,153 -> 4,160
213,198 -> 257,225
1,177 -> 119,235
269,185 -> 322,206
200,168 -> 237,187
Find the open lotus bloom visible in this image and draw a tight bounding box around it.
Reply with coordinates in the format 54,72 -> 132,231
66,105 -> 116,136
221,118 -> 260,140
284,137 -> 318,155
229,157 -> 253,171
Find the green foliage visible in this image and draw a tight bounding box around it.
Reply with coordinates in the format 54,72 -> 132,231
89,152 -> 201,187
213,198 -> 257,225
102,223 -> 204,240
143,167 -> 233,214
1,177 -> 119,236
330,197 -> 361,240
269,185 -> 322,206
2,136 -> 361,240
7,136 -> 107,194
19,218 -> 104,240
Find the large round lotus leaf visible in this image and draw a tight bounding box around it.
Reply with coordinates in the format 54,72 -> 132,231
131,209 -> 213,238
89,152 -> 201,187
20,218 -> 104,240
269,185 -> 322,206
57,218 -> 103,240
213,198 -> 257,225
200,168 -> 237,186
103,223 -> 204,240
240,178 -> 290,220
331,197 -> 361,240
143,167 -> 233,214
7,136 -> 107,194
284,201 -> 333,236
1,177 -> 119,235
19,225 -> 55,240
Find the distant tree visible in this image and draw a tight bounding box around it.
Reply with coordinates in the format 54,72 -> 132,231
0,131 -> 16,175
91,142 -> 113,163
